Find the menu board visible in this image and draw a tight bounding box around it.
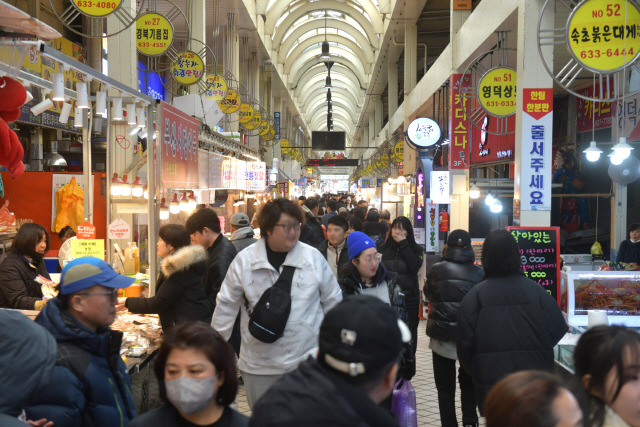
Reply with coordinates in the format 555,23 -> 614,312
506,226 -> 561,306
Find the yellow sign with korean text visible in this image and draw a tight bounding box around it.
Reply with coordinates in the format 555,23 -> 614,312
72,0 -> 121,17
478,67 -> 516,117
263,125 -> 276,141
204,75 -> 228,101
243,111 -> 261,130
238,103 -> 254,124
70,239 -> 105,258
390,140 -> 404,163
280,139 -> 292,154
136,13 -> 173,56
567,0 -> 640,72
258,119 -> 269,135
218,89 -> 241,113
170,51 -> 204,85
376,154 -> 389,170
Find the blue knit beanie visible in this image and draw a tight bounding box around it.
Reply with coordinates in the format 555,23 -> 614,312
347,231 -> 377,260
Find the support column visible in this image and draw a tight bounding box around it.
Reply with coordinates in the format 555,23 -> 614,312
188,0 -> 206,95
448,3 -> 472,232
375,95 -> 383,137
369,111 -> 375,150
225,13 -> 240,132
612,183 -> 627,251
403,22 -> 418,175
388,57 -> 398,121
514,0 -> 553,226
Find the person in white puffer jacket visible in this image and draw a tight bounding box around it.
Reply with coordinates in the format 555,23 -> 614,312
212,198 -> 342,408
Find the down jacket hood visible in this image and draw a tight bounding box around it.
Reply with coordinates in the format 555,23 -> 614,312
0,310 -> 57,416
230,226 -> 255,241
161,244 -> 208,278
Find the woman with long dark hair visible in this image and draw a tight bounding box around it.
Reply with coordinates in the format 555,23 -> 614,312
0,223 -> 51,310
380,216 -> 423,378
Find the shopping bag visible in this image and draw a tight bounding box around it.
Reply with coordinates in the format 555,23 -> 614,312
391,379 -> 418,427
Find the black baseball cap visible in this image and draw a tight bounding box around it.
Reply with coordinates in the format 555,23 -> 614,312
318,295 -> 410,377
447,229 -> 471,247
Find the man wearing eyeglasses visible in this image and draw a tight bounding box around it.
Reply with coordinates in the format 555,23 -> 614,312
212,197 -> 342,408
26,257 -> 137,427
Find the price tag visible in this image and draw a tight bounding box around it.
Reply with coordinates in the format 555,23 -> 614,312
108,218 -> 131,240
77,220 -> 96,239
135,13 -> 174,56
567,0 -> 640,72
170,51 -> 204,85
71,239 -> 105,259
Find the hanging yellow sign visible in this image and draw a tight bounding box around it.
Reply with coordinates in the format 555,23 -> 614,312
258,119 -> 269,135
263,125 -> 276,141
567,0 -> 640,72
238,103 -> 254,124
72,0 -> 121,17
218,89 -> 241,113
135,13 -> 173,56
244,111 -> 261,130
376,154 -> 389,170
477,67 -> 517,117
170,51 -> 204,85
390,140 -> 404,163
280,139 -> 291,154
204,75 -> 228,101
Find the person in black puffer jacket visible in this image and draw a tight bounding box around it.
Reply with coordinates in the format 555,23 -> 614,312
424,229 -> 483,427
300,197 -> 324,247
380,217 -> 423,364
363,210 -> 388,247
126,224 -> 211,332
617,222 -> 640,263
456,229 -> 568,415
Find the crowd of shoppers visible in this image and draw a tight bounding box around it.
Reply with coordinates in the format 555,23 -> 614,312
7,192 -> 640,427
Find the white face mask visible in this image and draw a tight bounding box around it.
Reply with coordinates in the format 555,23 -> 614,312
165,375 -> 217,415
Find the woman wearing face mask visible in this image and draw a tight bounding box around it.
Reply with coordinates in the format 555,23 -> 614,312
573,325 -> 640,427
0,223 -> 51,310
128,322 -> 248,427
616,223 -> 640,264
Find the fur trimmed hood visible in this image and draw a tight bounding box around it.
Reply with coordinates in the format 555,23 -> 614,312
161,244 -> 208,277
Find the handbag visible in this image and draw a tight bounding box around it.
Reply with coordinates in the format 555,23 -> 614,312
245,266 -> 296,343
391,379 -> 418,427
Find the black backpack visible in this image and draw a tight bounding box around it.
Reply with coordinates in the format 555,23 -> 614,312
245,266 -> 296,343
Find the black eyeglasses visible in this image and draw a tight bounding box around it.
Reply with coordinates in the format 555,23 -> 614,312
274,222 -> 302,232
77,289 -> 119,301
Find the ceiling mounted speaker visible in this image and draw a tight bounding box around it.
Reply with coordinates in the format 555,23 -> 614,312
608,155 -> 640,185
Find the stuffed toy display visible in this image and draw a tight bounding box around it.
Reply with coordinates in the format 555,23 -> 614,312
0,76 -> 26,179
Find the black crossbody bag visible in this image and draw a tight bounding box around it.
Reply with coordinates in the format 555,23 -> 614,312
245,266 -> 296,343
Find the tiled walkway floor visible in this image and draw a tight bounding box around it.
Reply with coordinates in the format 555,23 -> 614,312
236,320 -> 486,427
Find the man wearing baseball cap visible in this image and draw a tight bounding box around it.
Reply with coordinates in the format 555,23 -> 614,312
229,212 -> 256,253
250,295 -> 410,427
26,257 -> 137,427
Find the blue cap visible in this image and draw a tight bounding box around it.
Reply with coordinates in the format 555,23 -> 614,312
60,257 -> 135,295
347,231 -> 377,261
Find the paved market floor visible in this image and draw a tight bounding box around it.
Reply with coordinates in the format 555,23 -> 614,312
235,319 -> 486,427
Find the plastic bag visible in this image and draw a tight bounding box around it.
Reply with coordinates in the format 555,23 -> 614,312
391,379 -> 418,427
53,177 -> 84,233
590,240 -> 603,256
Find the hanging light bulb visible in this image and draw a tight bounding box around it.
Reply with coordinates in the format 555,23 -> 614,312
485,192 -> 495,206
324,75 -> 332,89
319,41 -> 330,59
169,193 -> 181,214
120,174 -> 132,197
609,151 -> 625,166
179,191 -> 189,211
187,191 -> 197,210
612,136 -> 633,161
76,82 -> 89,109
469,183 -> 480,199
113,98 -> 123,120
583,140 -> 603,162
131,176 -> 144,198
159,198 -> 170,220
490,199 -> 503,213
143,185 -> 149,200
127,103 -> 136,125
31,98 -> 53,116
58,102 -> 72,124
111,173 -> 124,196
52,72 -> 65,101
